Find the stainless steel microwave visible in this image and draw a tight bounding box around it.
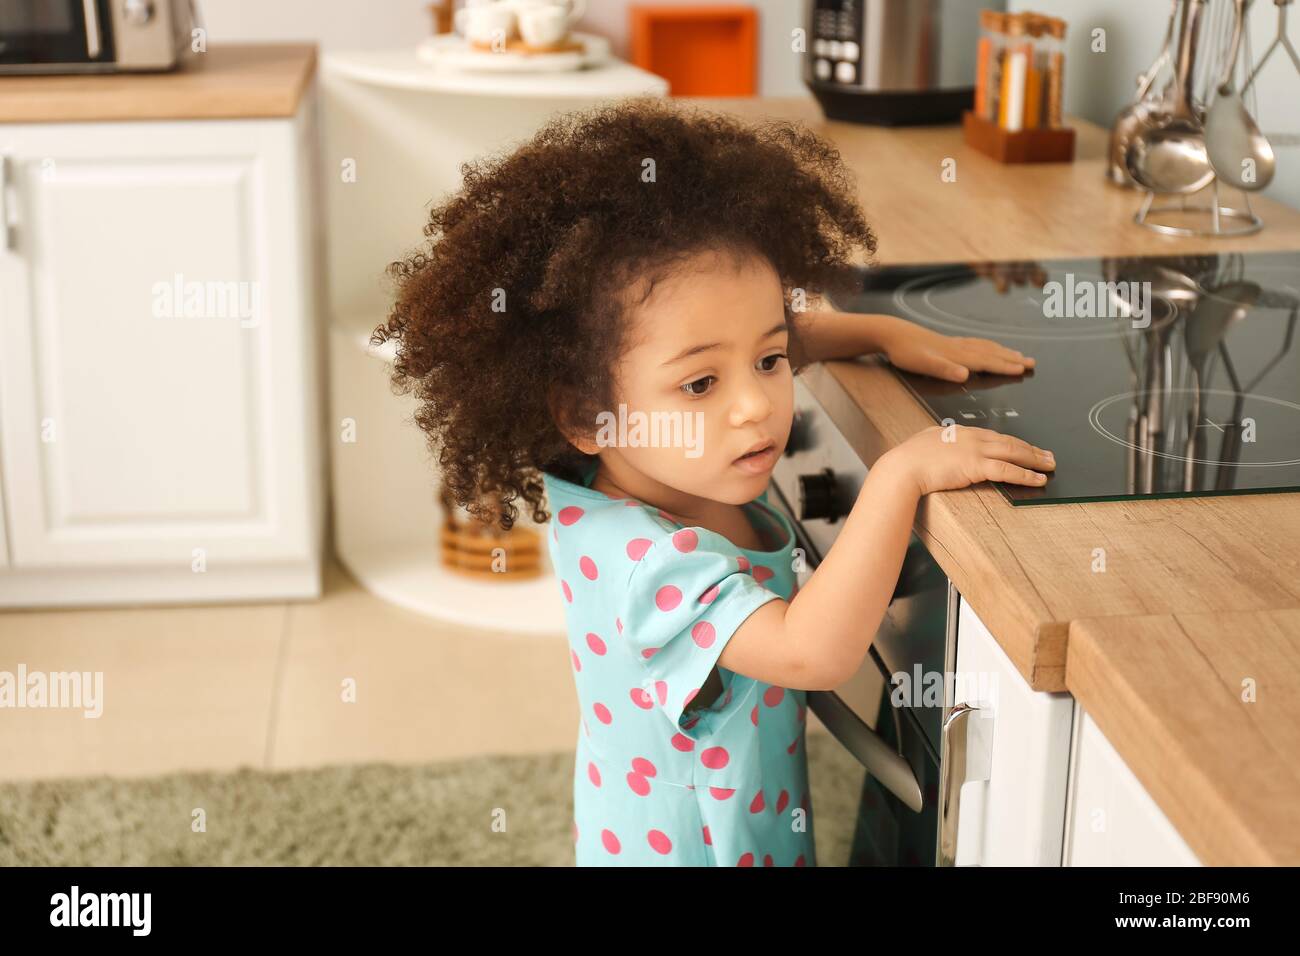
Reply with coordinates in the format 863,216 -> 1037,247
0,0 -> 199,74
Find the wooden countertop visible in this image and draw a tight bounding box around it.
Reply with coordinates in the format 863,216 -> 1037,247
689,97 -> 1300,262
693,97 -> 1300,864
1068,611 -> 1300,866
0,44 -> 316,123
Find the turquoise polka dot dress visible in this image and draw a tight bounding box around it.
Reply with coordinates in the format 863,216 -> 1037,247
543,460 -> 816,867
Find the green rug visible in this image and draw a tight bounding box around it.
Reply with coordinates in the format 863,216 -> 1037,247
0,733 -> 866,866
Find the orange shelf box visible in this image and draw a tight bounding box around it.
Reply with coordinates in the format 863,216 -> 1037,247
629,5 -> 757,96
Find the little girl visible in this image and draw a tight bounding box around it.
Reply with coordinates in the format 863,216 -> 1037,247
373,98 -> 1055,867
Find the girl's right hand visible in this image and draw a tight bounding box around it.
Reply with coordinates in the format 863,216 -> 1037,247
878,424 -> 1055,497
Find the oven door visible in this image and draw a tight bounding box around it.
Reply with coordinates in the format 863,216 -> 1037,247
769,379 -> 951,864
0,0 -> 114,71
767,478 -> 948,866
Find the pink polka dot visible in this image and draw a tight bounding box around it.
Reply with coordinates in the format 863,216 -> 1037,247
776,790 -> 790,813
750,790 -> 766,814
642,647 -> 658,659
647,830 -> 672,855
700,746 -> 730,770
670,732 -> 695,752
795,855 -> 806,867
657,509 -> 678,524
631,757 -> 657,777
557,506 -> 584,526
763,686 -> 785,707
587,762 -> 601,787
672,529 -> 698,553
586,632 -> 606,655
763,855 -> 774,867
737,556 -> 751,572
561,580 -> 572,603
627,772 -> 650,796
579,556 -> 598,580
710,787 -> 736,800
570,649 -> 581,672
682,714 -> 701,730
691,621 -> 715,648
797,704 -> 807,724
593,702 -> 612,724
699,585 -> 720,605
626,538 -> 652,561
683,687 -> 699,709
750,705 -> 759,726
655,681 -> 668,706
787,737 -> 799,755
655,586 -> 682,611
630,687 -> 654,710
753,565 -> 774,584
624,499 -> 641,507
737,852 -> 754,867
615,617 -> 623,634
601,829 -> 621,854
702,825 -> 712,845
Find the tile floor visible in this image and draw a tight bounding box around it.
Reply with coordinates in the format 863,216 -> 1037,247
1,556 -> 836,784
0,558 -> 584,782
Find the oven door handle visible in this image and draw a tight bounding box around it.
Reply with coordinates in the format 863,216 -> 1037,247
937,700 -> 995,866
806,688 -> 924,813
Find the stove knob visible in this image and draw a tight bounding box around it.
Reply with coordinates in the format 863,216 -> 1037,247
784,408 -> 813,456
123,0 -> 155,26
798,469 -> 842,522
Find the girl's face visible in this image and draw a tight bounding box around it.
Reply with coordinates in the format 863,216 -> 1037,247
591,248 -> 795,507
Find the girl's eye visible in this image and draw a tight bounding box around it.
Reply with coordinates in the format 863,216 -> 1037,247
681,376 -> 715,396
758,353 -> 788,372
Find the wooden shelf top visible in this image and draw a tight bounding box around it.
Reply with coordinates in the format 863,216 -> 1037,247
0,44 -> 317,123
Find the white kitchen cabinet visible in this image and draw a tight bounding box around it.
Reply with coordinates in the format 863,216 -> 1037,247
0,96 -> 325,606
1063,707 -> 1202,866
950,597 -> 1075,866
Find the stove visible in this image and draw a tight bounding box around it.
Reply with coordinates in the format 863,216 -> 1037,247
828,250 -> 1300,505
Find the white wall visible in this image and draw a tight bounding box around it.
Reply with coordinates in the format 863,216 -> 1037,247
200,0 -> 1298,209
198,0 -> 810,95
1011,0 -> 1299,210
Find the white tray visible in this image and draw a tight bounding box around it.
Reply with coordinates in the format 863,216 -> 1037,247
416,31 -> 611,73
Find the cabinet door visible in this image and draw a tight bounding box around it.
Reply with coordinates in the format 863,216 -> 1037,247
1064,707 -> 1201,866
0,117 -> 317,568
951,597 -> 1075,865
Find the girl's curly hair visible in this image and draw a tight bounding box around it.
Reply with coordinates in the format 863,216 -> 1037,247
371,96 -> 876,530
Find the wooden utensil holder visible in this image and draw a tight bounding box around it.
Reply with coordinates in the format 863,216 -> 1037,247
962,111 -> 1075,163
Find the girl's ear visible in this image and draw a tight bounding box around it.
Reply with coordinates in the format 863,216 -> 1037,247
547,384 -> 600,455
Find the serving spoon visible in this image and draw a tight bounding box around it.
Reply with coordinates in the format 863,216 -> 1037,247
1206,0 -> 1277,189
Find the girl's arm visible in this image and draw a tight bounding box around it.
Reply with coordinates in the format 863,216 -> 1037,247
789,308 -> 1036,382
718,425 -> 1055,690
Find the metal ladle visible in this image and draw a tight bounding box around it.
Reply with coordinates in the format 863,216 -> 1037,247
1206,0 -> 1278,189
1108,0 -> 1181,187
1127,0 -> 1217,194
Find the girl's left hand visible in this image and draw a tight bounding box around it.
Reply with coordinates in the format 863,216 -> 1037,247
881,321 -> 1034,383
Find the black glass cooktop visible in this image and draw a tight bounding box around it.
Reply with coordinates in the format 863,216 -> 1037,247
829,251 -> 1300,505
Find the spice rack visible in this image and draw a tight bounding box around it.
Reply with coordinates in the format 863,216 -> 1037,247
962,111 -> 1076,163
962,9 -> 1075,164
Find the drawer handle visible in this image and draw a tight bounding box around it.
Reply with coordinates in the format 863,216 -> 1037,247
937,701 -> 995,866
0,154 -> 12,252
